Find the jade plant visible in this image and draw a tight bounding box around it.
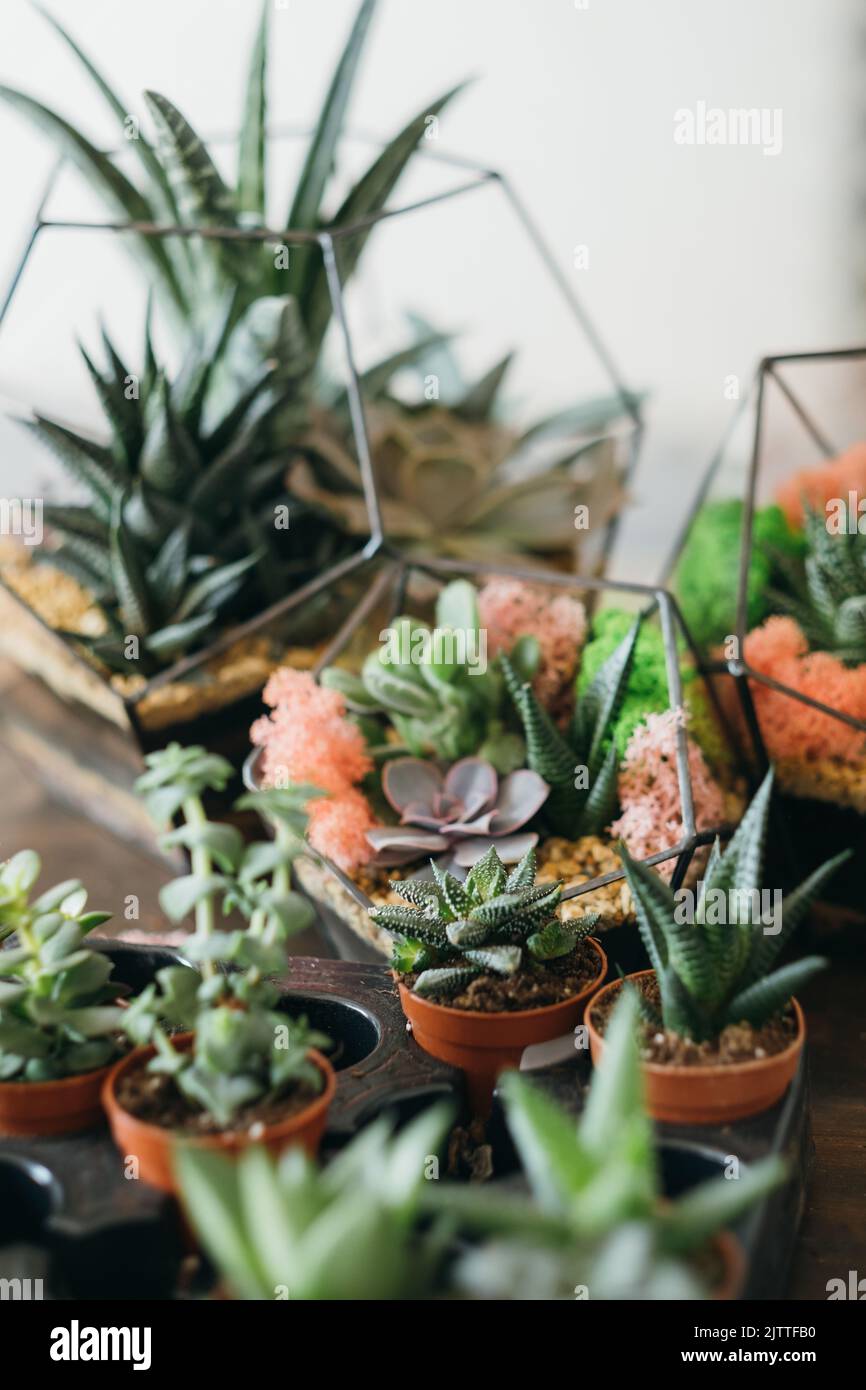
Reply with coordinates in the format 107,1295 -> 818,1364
123,744 -> 328,1125
619,771 -> 847,1041
176,1102 -> 454,1299
501,619 -> 639,837
25,306 -> 322,673
0,852 -> 123,1081
370,844 -> 597,997
769,505 -> 866,665
322,579 -> 534,770
424,991 -> 785,1299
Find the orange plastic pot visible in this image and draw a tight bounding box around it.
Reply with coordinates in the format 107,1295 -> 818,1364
586,971 -> 806,1125
712,1229 -> 746,1300
398,938 -> 607,1115
102,1033 -> 336,1194
0,1060 -> 115,1137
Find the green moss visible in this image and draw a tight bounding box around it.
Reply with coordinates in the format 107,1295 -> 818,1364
673,498 -> 804,649
577,607 -> 727,768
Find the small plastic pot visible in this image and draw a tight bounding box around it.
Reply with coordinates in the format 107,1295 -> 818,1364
586,971 -> 806,1125
0,1062 -> 115,1137
102,1033 -> 336,1194
398,938 -> 608,1116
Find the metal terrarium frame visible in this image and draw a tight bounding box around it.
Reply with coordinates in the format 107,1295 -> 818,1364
0,129 -> 645,752
661,347 -> 866,776
244,548 -> 743,951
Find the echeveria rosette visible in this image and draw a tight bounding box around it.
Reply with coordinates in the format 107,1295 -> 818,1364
371,844 -> 598,998
365,755 -> 549,869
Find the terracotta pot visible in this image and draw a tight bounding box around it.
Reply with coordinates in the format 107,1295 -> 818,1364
398,937 -> 608,1115
0,1060 -> 115,1137
102,1033 -> 336,1194
586,971 -> 806,1125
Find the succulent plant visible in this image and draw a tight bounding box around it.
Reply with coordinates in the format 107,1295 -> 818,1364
619,771 -> 847,1042
769,505 -> 866,665
25,304 -> 336,674
1,3 -> 461,374
289,330 -> 639,567
423,991 -> 786,1300
0,851 -> 123,1081
371,844 -> 597,997
321,579 -> 533,771
501,619 -> 639,838
176,1102 -> 454,1299
125,744 -> 328,1126
365,755 -> 549,868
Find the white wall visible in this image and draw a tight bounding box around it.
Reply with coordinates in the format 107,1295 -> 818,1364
0,0 -> 861,578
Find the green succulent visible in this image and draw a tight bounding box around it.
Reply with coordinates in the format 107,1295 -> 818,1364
501,619 -> 639,838
769,504 -> 866,665
619,771 -> 847,1042
423,991 -> 786,1300
371,844 -> 597,998
126,744 -> 329,1126
290,324 -> 641,566
26,299 -> 332,674
2,3 -> 461,372
674,499 -> 804,650
0,851 -> 122,1081
321,579 -> 531,771
176,1102 -> 454,1299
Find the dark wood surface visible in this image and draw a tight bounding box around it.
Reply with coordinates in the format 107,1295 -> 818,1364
0,740 -> 862,1301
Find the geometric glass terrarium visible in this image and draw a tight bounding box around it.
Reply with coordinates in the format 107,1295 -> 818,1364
666,346 -> 866,917
245,549 -> 745,964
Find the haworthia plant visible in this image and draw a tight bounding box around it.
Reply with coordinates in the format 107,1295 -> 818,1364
0,851 -> 122,1081
769,504 -> 866,665
501,619 -> 639,837
422,991 -> 787,1300
370,844 -> 599,996
23,302 -> 333,673
177,1103 -> 455,1299
618,771 -> 847,1041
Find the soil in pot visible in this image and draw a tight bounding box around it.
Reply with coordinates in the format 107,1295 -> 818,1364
402,939 -> 601,1013
587,971 -> 805,1125
103,1035 -> 335,1193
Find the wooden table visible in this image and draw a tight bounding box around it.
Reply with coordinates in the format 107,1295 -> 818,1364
0,740 -> 862,1300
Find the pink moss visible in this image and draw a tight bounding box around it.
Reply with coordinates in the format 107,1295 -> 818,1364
775,442 -> 866,529
609,709 -> 727,880
478,577 -> 586,704
250,668 -> 378,873
738,616 -> 866,763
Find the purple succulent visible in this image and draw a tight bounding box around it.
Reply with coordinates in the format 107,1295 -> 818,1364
365,756 -> 549,868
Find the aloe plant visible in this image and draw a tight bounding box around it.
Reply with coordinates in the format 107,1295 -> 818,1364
769,504 -> 866,665
424,991 -> 786,1299
501,619 -> 639,838
0,851 -> 123,1081
321,579 -> 533,770
124,744 -> 328,1126
26,302 -> 332,673
619,771 -> 847,1041
176,1102 -> 454,1299
1,2 -> 462,365
370,844 -> 598,997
